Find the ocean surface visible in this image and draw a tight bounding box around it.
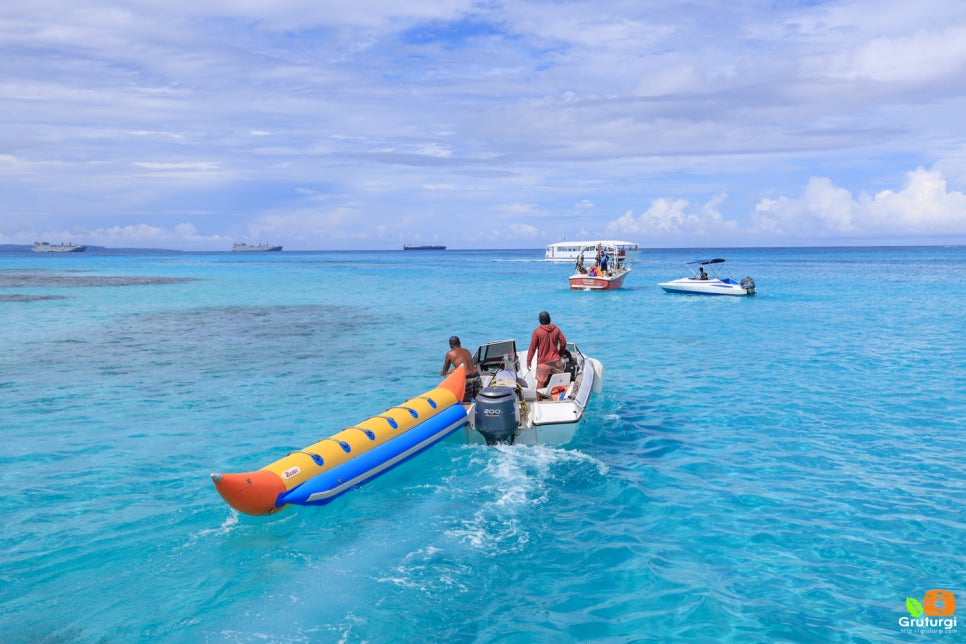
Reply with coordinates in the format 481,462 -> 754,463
1,246 -> 963,643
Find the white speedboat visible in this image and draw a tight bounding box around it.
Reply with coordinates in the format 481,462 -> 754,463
568,243 -> 631,290
232,242 -> 282,252
545,239 -> 639,263
458,339 -> 603,446
659,258 -> 756,296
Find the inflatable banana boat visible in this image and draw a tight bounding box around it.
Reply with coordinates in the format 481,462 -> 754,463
211,367 -> 467,515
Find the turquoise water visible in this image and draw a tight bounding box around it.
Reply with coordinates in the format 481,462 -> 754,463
1,246 -> 963,643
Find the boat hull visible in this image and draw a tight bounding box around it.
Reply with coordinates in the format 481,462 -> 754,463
658,278 -> 753,296
569,271 -> 627,290
459,414 -> 580,445
459,349 -> 603,446
211,368 -> 467,515
32,244 -> 86,253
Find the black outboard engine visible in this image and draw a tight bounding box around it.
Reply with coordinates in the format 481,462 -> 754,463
740,276 -> 756,295
474,385 -> 520,445
560,349 -> 578,380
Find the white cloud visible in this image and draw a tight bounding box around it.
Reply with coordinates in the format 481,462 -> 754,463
4,1 -> 966,248
508,222 -> 540,238
132,161 -> 220,171
753,178 -> 856,234
4,221 -> 227,249
605,193 -> 738,238
809,23 -> 966,85
753,167 -> 966,237
604,167 -> 966,245
246,206 -> 365,244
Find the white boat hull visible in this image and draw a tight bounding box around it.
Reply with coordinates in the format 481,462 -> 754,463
658,278 -> 753,296
459,348 -> 602,446
459,414 -> 580,445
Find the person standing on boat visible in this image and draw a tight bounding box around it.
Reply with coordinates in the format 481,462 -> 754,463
527,311 -> 568,390
440,336 -> 483,402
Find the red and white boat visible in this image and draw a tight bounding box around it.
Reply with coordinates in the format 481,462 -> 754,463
568,243 -> 631,290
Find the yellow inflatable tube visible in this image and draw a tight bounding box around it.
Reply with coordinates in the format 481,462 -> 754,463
212,367 -> 467,515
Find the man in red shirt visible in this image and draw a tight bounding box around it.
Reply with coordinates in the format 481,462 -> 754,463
526,311 -> 567,390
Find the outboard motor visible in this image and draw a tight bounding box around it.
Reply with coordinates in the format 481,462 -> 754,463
740,276 -> 756,295
474,385 -> 520,445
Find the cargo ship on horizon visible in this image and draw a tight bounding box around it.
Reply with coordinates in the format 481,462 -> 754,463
403,244 -> 446,250
32,242 -> 87,253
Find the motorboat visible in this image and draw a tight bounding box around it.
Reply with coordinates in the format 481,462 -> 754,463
659,258 -> 756,296
568,243 -> 631,290
545,239 -> 639,263
232,242 -> 283,252
458,339 -> 603,446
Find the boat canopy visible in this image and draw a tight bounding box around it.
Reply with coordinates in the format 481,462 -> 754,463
686,258 -> 726,266
548,239 -> 638,249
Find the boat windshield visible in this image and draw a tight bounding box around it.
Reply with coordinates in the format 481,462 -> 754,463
474,339 -> 519,372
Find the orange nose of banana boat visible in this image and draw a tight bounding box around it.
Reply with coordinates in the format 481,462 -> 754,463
210,470 -> 287,515
438,364 -> 466,402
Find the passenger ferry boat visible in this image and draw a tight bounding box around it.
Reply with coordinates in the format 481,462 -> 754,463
545,240 -> 639,263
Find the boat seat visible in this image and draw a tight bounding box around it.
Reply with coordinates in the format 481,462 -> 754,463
537,372 -> 572,400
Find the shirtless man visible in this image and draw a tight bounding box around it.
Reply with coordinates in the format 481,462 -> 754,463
440,336 -> 483,402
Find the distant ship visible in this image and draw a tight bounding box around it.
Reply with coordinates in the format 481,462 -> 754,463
232,243 -> 283,252
403,244 -> 446,250
32,242 -> 87,253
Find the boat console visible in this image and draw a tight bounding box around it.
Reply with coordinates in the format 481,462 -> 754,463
473,339 -> 520,374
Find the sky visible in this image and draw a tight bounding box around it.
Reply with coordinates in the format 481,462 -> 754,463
2,1 -> 966,250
